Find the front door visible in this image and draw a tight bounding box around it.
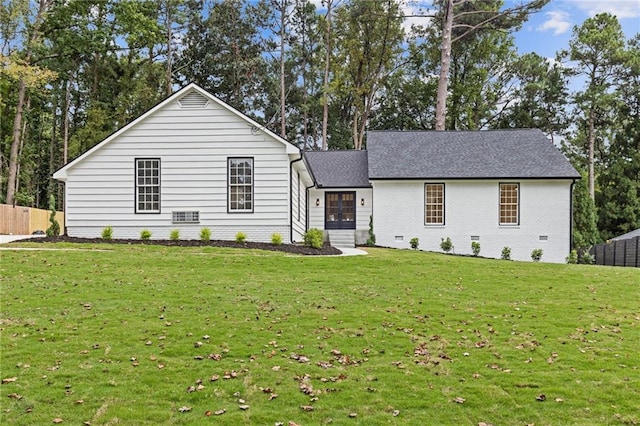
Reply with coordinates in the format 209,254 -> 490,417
325,192 -> 356,229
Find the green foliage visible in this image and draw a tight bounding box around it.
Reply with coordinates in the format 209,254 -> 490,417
471,241 -> 481,256
501,246 -> 512,260
531,248 -> 544,262
580,251 -> 595,265
235,232 -> 247,244
409,237 -> 419,250
566,249 -> 578,264
140,229 -> 152,240
169,229 -> 180,241
440,237 -> 453,253
573,175 -> 600,248
366,215 -> 376,246
200,227 -> 211,241
101,226 -> 113,240
304,228 -> 324,249
46,195 -> 60,237
271,233 -> 283,246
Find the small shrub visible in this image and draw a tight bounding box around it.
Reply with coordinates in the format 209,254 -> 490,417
440,237 -> 453,253
200,228 -> 211,241
46,195 -> 60,237
566,249 -> 578,264
101,226 -> 113,240
304,228 -> 324,249
531,248 -> 543,262
140,229 -> 152,240
170,229 -> 180,241
471,241 -> 481,256
580,251 -> 594,265
366,215 -> 376,246
501,246 -> 512,260
409,237 -> 419,250
271,233 -> 283,246
235,231 -> 247,243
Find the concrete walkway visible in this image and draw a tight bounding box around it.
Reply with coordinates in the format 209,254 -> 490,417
0,235 -> 44,244
335,246 -> 368,256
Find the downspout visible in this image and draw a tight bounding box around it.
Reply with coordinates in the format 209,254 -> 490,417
570,179 -> 576,252
290,154 -> 305,244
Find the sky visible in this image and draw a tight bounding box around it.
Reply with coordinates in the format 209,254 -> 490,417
511,0 -> 640,59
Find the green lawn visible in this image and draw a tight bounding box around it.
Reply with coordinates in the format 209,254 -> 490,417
1,243 -> 638,425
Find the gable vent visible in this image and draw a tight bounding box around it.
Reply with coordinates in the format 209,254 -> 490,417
178,92 -> 209,108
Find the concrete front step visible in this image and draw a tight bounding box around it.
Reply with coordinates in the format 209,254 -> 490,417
327,230 -> 355,248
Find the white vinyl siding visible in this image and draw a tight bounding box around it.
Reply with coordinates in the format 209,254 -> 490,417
61,90 -> 300,243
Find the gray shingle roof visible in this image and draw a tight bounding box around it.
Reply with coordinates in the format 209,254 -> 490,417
367,129 -> 580,179
304,150 -> 371,188
612,229 -> 640,241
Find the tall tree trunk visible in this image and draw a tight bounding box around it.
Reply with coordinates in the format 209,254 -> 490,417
321,0 -> 333,150
279,3 -> 286,138
7,78 -> 27,206
165,2 -> 173,96
587,107 -> 596,200
435,0 -> 453,131
63,76 -> 73,165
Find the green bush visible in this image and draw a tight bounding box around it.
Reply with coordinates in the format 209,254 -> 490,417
580,251 -> 594,265
271,233 -> 283,246
235,231 -> 247,243
170,229 -> 180,241
140,229 -> 152,240
471,241 -> 481,256
304,228 -> 324,249
501,246 -> 512,260
366,215 -> 376,246
440,237 -> 453,253
101,226 -> 113,240
409,237 -> 419,250
531,248 -> 543,262
566,249 -> 578,264
200,228 -> 211,241
46,195 -> 60,237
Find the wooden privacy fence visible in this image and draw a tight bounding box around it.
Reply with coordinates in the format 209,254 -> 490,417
0,204 -> 64,235
591,236 -> 640,268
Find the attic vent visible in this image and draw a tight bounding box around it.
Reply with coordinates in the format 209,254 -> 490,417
172,211 -> 200,223
178,92 -> 209,108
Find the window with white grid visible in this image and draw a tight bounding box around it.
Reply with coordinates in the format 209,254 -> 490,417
228,158 -> 253,212
499,183 -> 519,225
425,183 -> 445,225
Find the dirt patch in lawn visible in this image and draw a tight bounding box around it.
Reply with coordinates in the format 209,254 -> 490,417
13,236 -> 343,256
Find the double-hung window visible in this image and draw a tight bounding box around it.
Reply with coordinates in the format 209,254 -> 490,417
228,158 -> 253,212
499,183 -> 519,225
135,158 -> 160,213
425,183 -> 445,225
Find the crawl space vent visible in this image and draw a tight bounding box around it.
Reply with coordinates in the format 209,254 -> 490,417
178,92 -> 209,108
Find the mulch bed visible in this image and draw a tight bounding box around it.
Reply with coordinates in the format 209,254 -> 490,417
13,235 -> 342,256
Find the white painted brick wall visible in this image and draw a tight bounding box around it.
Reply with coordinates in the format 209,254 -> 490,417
372,179 -> 573,263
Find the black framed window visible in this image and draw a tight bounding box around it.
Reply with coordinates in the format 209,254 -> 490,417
135,158 -> 160,213
228,158 -> 254,212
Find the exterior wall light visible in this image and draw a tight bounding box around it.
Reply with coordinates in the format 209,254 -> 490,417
361,198 -> 365,206
316,198 -> 320,207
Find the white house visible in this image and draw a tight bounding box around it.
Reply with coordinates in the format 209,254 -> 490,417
55,84 -> 580,262
53,83 -> 312,243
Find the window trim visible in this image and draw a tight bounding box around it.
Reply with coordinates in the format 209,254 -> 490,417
424,183 -> 445,226
135,158 -> 161,214
227,157 -> 254,213
499,182 -> 520,226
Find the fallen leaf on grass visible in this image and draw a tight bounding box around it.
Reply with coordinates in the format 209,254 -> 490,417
453,397 -> 465,404
2,377 -> 17,384
272,366 -> 281,371
214,409 -> 226,415
210,375 -> 219,381
239,404 -> 249,410
7,393 -> 22,400
269,393 -> 278,400
178,406 -> 192,412
74,399 -> 84,404
536,394 -> 546,401
348,412 -> 357,418
392,410 -> 400,417
555,397 -> 564,403
53,418 -> 63,424
300,405 -> 314,411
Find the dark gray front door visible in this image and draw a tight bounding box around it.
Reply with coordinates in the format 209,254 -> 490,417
325,192 -> 356,229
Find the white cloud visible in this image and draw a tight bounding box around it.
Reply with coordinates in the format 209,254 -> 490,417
537,11 -> 572,35
566,0 -> 640,19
